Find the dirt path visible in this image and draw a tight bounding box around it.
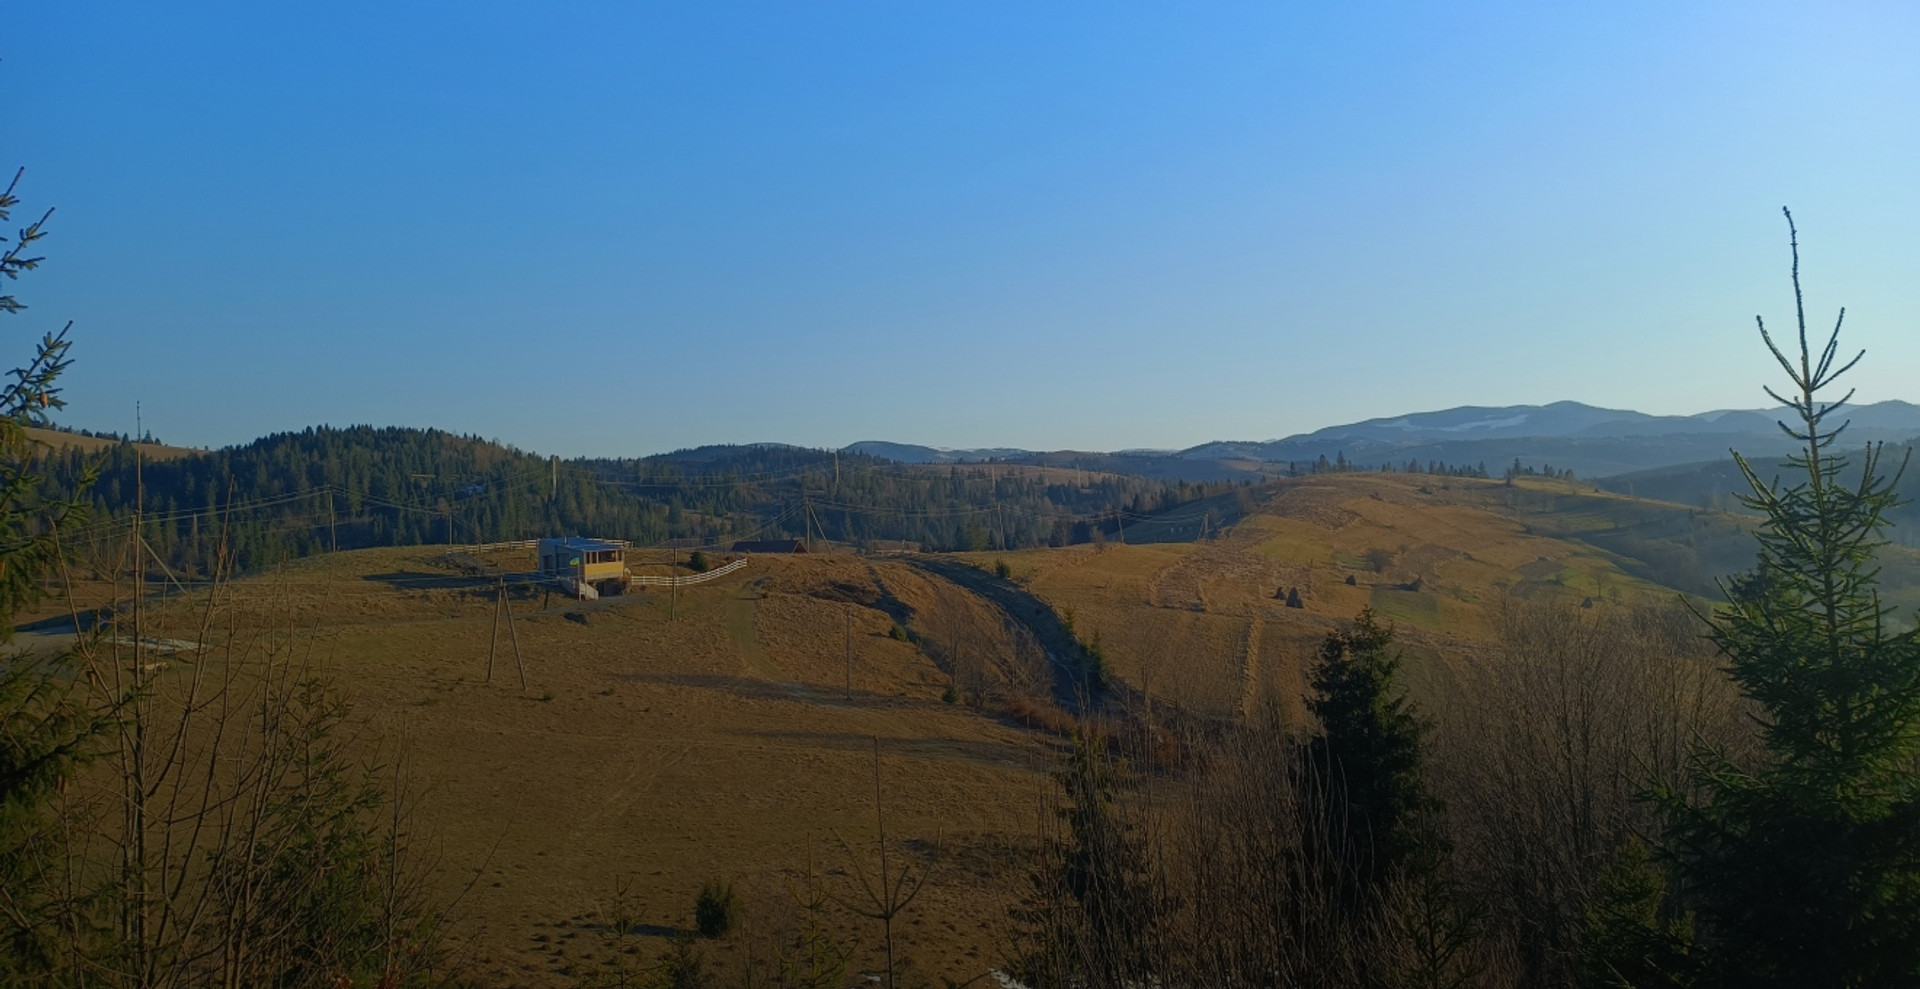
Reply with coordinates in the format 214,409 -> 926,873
902,557 -> 1108,713
723,580 -> 781,681
721,579 -> 841,708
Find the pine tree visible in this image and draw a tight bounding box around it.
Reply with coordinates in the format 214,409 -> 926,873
1649,209 -> 1920,988
1307,608 -> 1434,897
0,167 -> 105,978
0,168 -> 79,623
1009,734 -> 1155,988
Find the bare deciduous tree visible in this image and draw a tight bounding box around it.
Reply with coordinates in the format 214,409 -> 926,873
1432,597 -> 1741,986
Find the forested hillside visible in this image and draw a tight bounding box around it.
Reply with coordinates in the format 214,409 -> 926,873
1599,438 -> 1920,545
41,426 -> 1247,574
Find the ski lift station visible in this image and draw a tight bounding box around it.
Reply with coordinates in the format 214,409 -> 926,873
538,536 -> 629,598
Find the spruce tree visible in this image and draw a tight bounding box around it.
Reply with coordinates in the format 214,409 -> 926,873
0,168 -> 103,978
1307,607 -> 1434,896
1651,209 -> 1920,988
0,168 -> 78,623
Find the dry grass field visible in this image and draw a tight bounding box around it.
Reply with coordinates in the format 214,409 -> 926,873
28,468 -> 1914,985
34,547 -> 1068,987
22,425 -> 203,460
982,472 -> 1766,725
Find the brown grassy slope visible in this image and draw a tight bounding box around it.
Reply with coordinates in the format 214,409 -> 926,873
23,425 -> 202,460
36,469 -> 1920,986
106,548 -> 1063,988
978,471 -> 1786,725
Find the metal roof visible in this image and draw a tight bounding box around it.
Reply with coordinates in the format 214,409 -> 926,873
539,536 -> 625,553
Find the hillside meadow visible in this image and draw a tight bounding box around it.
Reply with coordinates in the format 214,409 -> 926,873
982,472 -> 1805,721
11,466 -> 1868,986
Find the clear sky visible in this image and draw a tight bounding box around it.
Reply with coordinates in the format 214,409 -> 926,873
9,2 -> 1917,456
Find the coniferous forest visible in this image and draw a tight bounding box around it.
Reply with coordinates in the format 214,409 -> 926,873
41,428 -> 1250,573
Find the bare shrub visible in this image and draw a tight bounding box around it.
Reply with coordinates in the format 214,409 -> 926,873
1432,597 -> 1743,986
750,844 -> 852,989
1005,596 -> 1752,989
1007,719 -> 1509,988
832,741 -> 926,989
6,537 -> 458,987
1001,620 -> 1053,700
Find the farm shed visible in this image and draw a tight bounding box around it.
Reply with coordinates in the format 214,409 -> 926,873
539,536 -> 630,597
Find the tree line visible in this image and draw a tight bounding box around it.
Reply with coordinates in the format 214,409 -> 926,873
1284,451 -> 1493,477
30,429 -> 1252,574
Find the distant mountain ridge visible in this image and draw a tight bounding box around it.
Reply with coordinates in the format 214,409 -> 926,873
846,400 -> 1920,479
1188,400 -> 1920,453
841,441 -> 1037,465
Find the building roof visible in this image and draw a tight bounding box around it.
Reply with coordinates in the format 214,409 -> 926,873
540,536 -> 626,553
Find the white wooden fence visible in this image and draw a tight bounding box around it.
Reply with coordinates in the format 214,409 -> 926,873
467,538 -> 542,552
626,558 -> 748,587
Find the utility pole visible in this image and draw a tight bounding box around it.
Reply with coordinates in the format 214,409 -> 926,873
128,401 -> 149,971
134,404 -> 144,635
551,455 -> 558,501
845,603 -> 853,701
503,581 -> 526,691
487,581 -> 501,683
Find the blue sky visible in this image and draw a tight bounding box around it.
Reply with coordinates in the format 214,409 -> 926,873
9,2 -> 1917,456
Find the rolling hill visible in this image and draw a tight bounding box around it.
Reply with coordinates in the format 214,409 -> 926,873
38,427 -> 1249,575
845,400 -> 1920,481
27,457 -> 1920,986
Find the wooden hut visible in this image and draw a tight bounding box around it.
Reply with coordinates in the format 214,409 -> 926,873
538,536 -> 629,598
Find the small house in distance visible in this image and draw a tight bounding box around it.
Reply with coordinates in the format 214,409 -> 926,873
731,539 -> 807,554
539,536 -> 629,598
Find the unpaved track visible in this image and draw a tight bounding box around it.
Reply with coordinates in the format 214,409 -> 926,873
901,556 -> 1104,713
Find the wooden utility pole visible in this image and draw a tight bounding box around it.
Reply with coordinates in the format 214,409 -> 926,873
134,398 -> 144,662
134,403 -> 144,621
486,582 -> 501,683
551,455 -> 558,500
502,580 -> 526,690
128,402 -> 153,987
845,603 -> 853,700
327,488 -> 338,552
133,406 -> 143,647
